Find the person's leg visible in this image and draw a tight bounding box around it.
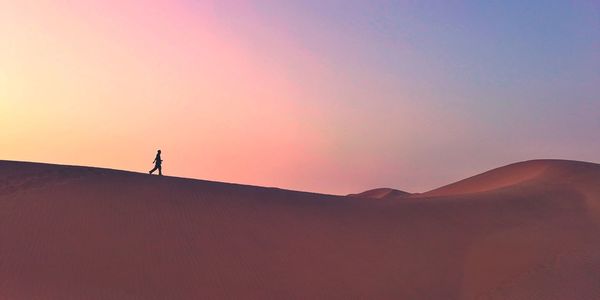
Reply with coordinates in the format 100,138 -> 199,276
149,166 -> 157,174
158,165 -> 162,176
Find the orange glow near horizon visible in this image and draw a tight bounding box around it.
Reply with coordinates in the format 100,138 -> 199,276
0,1 -> 342,192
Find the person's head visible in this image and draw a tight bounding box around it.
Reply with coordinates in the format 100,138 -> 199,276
157,150 -> 161,154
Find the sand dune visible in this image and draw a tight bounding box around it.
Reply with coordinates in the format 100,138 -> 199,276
348,187 -> 411,199
1,159 -> 600,299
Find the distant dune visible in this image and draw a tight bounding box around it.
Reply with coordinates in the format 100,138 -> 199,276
1,159 -> 600,299
348,187 -> 411,199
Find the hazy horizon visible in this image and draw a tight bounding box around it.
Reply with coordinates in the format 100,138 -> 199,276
2,1 -> 599,194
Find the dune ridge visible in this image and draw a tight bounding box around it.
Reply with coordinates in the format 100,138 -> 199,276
1,159 -> 600,299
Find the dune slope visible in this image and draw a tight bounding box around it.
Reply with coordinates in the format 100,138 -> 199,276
1,159 -> 600,299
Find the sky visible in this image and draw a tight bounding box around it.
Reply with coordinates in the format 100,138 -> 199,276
1,0 -> 599,195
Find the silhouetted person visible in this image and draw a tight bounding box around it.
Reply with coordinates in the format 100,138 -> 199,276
149,150 -> 163,176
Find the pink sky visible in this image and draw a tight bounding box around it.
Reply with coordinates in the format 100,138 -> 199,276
2,1 -> 599,194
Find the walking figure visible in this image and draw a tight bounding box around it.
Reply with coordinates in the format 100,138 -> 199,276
149,150 -> 163,176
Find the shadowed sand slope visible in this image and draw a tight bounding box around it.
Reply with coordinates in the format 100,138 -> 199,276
1,159 -> 600,299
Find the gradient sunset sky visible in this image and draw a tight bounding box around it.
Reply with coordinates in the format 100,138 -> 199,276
1,1 -> 599,194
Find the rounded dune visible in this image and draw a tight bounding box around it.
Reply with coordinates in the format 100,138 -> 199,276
421,159 -> 598,197
348,188 -> 411,199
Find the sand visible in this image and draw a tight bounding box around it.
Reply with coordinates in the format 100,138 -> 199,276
348,187 -> 411,199
1,159 -> 599,299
